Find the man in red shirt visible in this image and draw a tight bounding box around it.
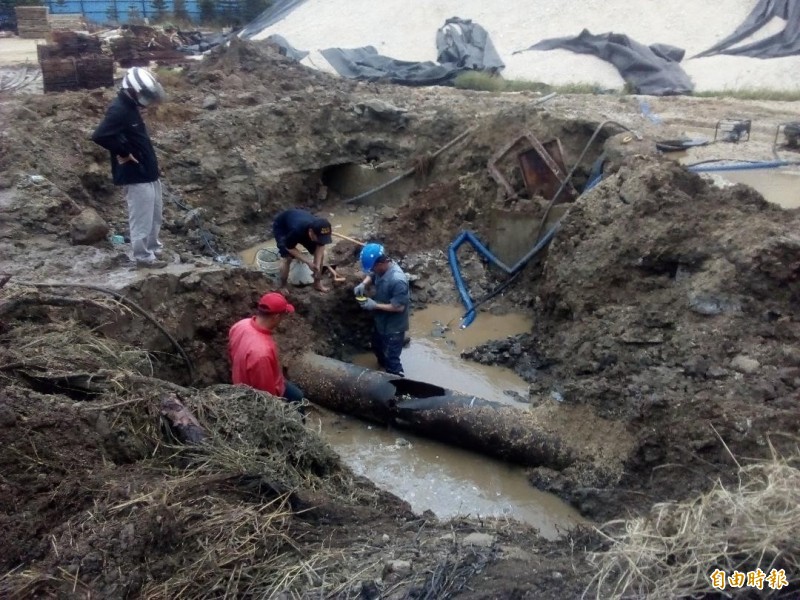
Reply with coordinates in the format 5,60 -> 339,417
228,292 -> 304,408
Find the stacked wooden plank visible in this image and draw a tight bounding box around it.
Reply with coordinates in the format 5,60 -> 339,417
76,56 -> 114,89
49,14 -> 87,32
15,6 -> 50,40
40,58 -> 79,92
37,31 -> 113,92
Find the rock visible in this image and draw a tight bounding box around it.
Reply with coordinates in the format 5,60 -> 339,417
688,292 -> 740,316
503,390 -> 527,403
707,366 -> 728,379
731,355 -> 761,374
777,367 -> 800,386
683,356 -> 710,377
202,95 -> 219,110
0,404 -> 16,427
354,99 -> 409,128
70,208 -> 109,245
780,345 -> 800,365
382,559 -> 412,578
235,92 -> 259,105
463,532 -> 495,548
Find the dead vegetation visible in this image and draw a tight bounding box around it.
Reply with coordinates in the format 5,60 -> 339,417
0,293 -> 519,598
587,452 -> 800,599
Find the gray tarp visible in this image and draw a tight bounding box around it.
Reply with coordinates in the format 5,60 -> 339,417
516,29 -> 694,96
293,17 -> 503,86
239,0 -> 309,39
320,46 -> 460,86
695,0 -> 800,58
264,34 -> 309,61
436,17 -> 504,72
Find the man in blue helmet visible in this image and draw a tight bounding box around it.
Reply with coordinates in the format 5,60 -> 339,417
353,243 -> 410,377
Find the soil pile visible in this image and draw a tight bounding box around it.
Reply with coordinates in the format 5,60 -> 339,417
468,157 -> 800,516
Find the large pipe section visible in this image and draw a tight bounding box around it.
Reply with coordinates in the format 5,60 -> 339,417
290,353 -> 573,470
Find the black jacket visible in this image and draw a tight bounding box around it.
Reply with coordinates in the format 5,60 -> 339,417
91,91 -> 160,186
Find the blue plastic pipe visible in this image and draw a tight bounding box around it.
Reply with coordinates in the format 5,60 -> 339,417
448,225 -> 560,328
688,160 -> 796,173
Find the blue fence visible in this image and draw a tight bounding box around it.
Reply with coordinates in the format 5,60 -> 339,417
44,0 -> 202,24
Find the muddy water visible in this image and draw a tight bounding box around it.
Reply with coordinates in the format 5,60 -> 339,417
354,305 -> 533,405
714,169 -> 800,209
316,410 -> 580,539
318,305 -> 583,537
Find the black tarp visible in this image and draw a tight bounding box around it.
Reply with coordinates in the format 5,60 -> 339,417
300,17 -> 503,86
239,0 -> 309,39
695,0 -> 800,58
516,29 -> 694,96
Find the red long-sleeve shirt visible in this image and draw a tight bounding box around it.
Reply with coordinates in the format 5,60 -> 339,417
228,317 -> 286,396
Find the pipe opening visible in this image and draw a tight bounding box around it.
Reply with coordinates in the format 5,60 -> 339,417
390,378 -> 447,398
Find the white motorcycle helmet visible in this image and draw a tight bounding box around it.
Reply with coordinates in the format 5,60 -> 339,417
121,67 -> 166,107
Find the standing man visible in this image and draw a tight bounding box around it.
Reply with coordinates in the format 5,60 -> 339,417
228,291 -> 305,410
272,208 -> 333,293
91,67 -> 167,269
353,243 -> 410,377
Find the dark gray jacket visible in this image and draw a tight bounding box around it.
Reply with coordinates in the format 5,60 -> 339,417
371,262 -> 410,334
91,91 -> 160,186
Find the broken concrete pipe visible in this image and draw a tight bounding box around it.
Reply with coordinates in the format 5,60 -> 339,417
290,353 -> 573,470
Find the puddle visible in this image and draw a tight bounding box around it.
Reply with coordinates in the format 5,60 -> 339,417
319,304 -> 584,535
354,305 -> 533,405
316,410 -> 582,539
712,169 -> 800,209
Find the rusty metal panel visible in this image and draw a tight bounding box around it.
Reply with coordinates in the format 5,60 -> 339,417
488,131 -> 576,201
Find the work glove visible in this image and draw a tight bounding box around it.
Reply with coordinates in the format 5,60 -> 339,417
360,298 -> 377,311
353,282 -> 366,296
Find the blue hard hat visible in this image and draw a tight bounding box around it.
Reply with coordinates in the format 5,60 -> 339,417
360,242 -> 385,272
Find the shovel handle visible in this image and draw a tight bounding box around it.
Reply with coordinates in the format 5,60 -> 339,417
331,232 -> 366,247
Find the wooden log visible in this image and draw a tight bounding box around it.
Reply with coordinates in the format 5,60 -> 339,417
290,352 -> 574,469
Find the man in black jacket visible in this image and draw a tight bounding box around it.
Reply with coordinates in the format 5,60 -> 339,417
272,208 -> 333,293
92,67 -> 167,268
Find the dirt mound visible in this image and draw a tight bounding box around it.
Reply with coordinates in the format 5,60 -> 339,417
466,158 -> 800,517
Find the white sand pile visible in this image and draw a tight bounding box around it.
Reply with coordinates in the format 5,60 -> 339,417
248,0 -> 800,92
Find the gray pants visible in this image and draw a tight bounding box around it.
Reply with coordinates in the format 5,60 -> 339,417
125,179 -> 163,262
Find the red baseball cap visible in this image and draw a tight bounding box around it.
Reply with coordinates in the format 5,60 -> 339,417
257,292 -> 295,314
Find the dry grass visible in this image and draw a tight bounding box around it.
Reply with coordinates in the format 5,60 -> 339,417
1,320 -> 155,377
587,454 -> 800,599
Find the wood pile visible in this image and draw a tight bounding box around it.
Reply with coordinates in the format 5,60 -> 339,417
15,6 -> 50,40
39,58 -> 79,92
50,31 -> 103,55
49,13 -> 87,32
37,31 -> 113,93
110,25 -> 186,67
